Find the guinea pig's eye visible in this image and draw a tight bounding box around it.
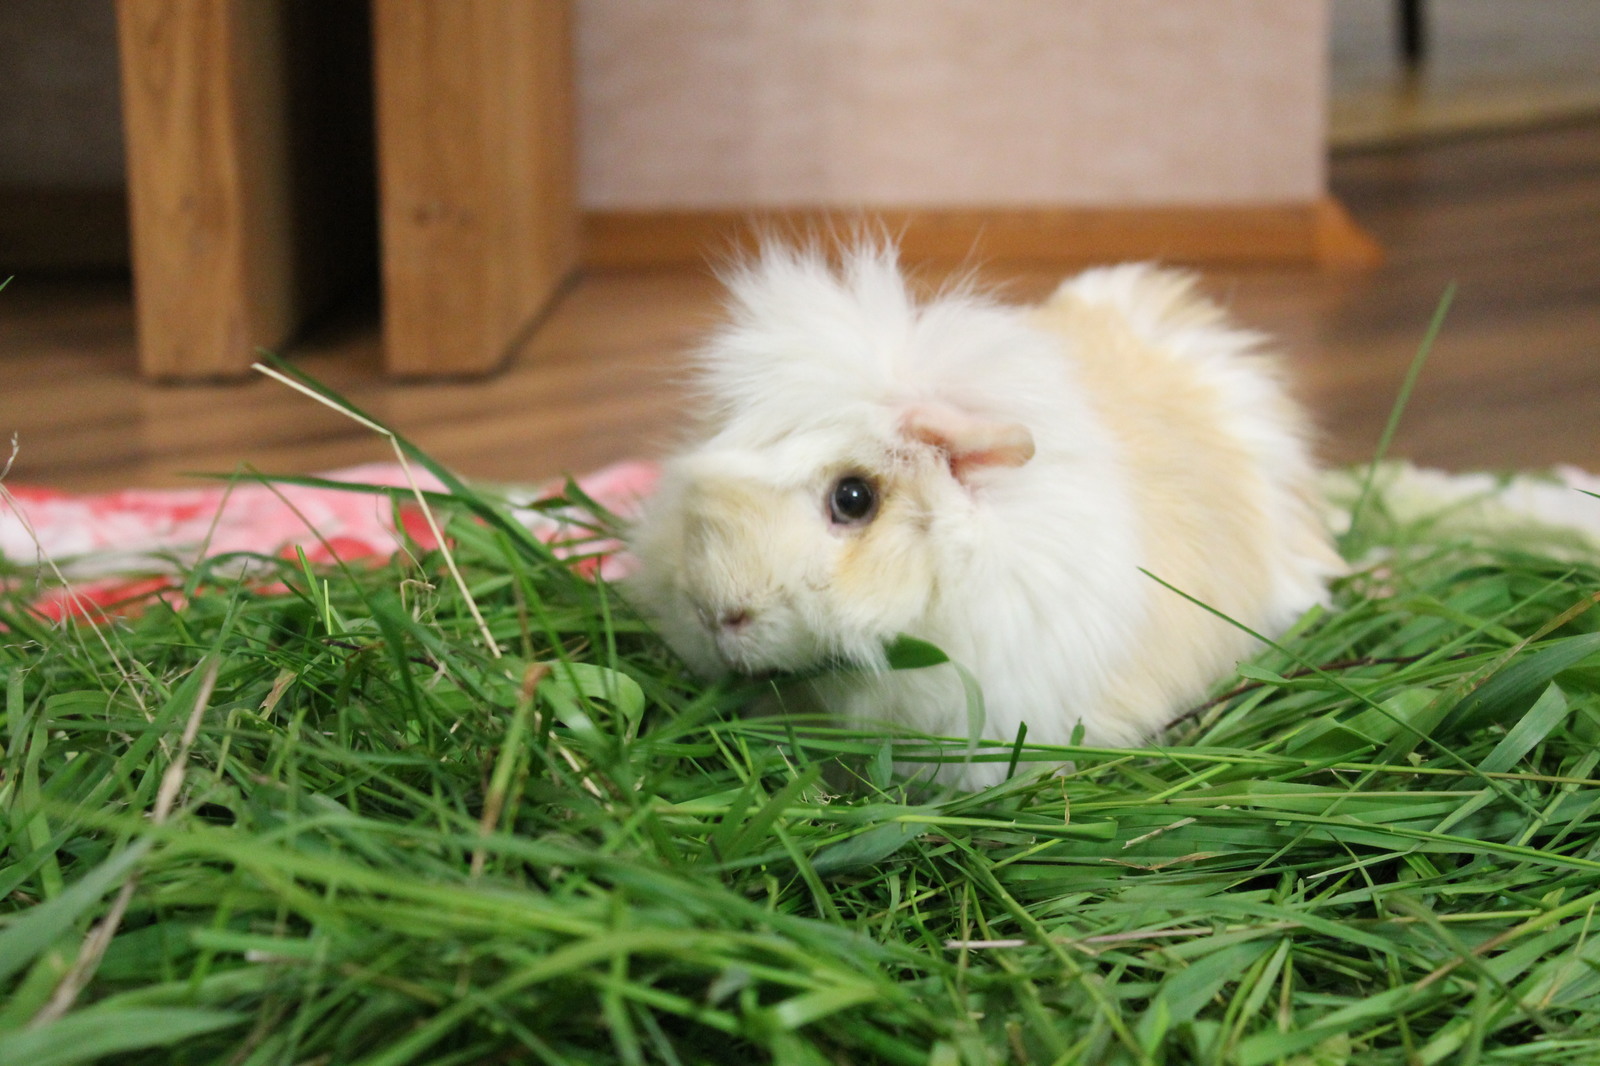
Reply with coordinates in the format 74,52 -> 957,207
828,475 -> 878,525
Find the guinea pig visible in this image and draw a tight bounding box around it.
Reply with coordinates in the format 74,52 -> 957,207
626,242 -> 1341,788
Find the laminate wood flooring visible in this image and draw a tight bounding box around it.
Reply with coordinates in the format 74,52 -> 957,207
3,121 -> 1598,493
1331,0 -> 1600,147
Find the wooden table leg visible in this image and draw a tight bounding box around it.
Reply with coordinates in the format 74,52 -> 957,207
1399,0 -> 1427,68
372,0 -> 577,377
116,0 -> 300,380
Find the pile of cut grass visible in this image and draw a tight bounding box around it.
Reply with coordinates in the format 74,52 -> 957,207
4,383 -> 1600,1066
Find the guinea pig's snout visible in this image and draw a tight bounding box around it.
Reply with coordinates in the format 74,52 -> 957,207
693,599 -> 757,638
717,607 -> 753,633
691,597 -> 770,670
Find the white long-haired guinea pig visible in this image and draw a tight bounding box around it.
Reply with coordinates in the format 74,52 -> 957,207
627,242 -> 1341,788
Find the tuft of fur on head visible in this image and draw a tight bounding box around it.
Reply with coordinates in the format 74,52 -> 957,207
693,242 -> 1059,455
698,240 -> 910,439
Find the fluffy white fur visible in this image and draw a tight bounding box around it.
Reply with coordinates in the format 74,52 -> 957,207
628,243 -> 1341,788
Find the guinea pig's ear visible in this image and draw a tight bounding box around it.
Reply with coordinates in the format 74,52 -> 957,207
900,401 -> 1035,483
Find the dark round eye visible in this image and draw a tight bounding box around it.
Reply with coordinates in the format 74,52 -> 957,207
828,476 -> 878,525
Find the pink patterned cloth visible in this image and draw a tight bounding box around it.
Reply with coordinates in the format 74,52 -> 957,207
0,461 -> 661,621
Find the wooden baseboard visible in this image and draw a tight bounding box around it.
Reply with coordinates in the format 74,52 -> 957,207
581,196 -> 1383,271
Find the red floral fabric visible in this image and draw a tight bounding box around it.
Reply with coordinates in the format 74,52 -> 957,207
1,461 -> 661,621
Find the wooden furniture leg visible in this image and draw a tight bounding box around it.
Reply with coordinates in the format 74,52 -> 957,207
1399,0 -> 1427,68
116,1 -> 299,380
373,0 -> 577,377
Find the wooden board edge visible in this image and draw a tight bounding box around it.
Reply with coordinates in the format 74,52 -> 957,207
581,198 -> 1384,271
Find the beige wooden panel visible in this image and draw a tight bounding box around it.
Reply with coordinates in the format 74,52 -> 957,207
575,0 -> 1329,209
116,0 -> 298,380
374,0 -> 578,377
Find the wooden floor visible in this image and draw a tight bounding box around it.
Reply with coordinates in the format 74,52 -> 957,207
3,120 -> 1599,493
1330,0 -> 1600,147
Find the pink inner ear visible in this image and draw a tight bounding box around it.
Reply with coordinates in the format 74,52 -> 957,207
900,402 -> 1035,481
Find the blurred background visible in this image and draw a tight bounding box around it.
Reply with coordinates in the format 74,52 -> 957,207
1,0 -> 1597,492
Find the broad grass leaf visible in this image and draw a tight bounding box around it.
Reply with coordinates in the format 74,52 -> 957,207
0,841 -> 149,987
869,739 -> 895,790
764,981 -> 885,1032
706,777 -> 760,864
885,635 -> 950,670
187,928 -> 330,962
457,656 -> 647,735
1440,632 -> 1600,736
717,766 -> 824,864
1517,924 -> 1600,1009
1136,938 -> 1276,1042
1477,682 -> 1570,773
1236,663 -> 1290,684
811,819 -> 930,876
1284,687 -> 1437,758
1235,986 -> 1440,1066
548,661 -> 647,727
41,691 -> 117,719
0,1007 -> 244,1066
93,922 -> 198,982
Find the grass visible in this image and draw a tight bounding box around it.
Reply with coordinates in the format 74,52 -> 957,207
3,367 -> 1600,1065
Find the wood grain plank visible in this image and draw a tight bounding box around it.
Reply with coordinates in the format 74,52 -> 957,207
373,0 -> 578,377
115,0 -> 297,379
